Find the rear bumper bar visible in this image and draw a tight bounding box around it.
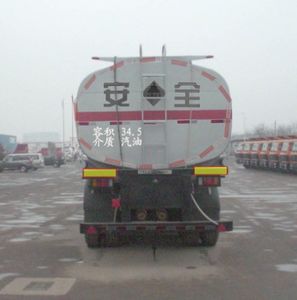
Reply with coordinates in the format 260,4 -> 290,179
80,220 -> 233,234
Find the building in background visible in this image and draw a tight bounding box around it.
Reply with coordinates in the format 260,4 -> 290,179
0,134 -> 17,159
22,132 -> 60,143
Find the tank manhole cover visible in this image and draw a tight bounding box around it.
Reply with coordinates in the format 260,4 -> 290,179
0,277 -> 76,296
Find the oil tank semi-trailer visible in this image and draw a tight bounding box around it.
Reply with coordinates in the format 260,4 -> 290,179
75,47 -> 233,247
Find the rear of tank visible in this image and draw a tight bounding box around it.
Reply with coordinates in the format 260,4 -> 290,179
76,56 -> 233,247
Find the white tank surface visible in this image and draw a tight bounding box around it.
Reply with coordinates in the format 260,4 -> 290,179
75,49 -> 232,170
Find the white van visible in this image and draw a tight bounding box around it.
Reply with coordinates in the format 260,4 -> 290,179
28,153 -> 44,169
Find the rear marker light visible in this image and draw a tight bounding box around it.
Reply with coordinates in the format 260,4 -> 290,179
83,168 -> 117,179
198,176 -> 221,187
86,226 -> 97,235
218,224 -> 226,232
156,224 -> 166,231
194,166 -> 228,176
92,179 -> 113,188
136,225 -> 146,231
176,225 -> 186,231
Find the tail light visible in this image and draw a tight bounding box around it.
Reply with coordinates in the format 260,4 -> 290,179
198,176 -> 221,187
86,226 -> 97,235
91,178 -> 113,188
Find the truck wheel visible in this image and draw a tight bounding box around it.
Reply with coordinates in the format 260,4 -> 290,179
200,231 -> 219,247
85,234 -> 100,248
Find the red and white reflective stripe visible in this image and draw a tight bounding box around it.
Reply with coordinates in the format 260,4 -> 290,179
76,110 -> 228,122
171,59 -> 188,67
201,71 -> 216,81
169,160 -> 186,168
79,138 -> 92,150
81,222 -> 233,233
224,109 -> 232,138
140,57 -> 156,63
167,110 -> 226,120
177,120 -> 190,124
143,111 -> 165,120
138,164 -> 153,170
199,145 -> 214,158
211,119 -> 224,123
105,157 -> 121,166
77,111 -> 140,122
73,102 -> 78,121
218,85 -> 232,102
110,61 -> 124,71
84,74 -> 96,90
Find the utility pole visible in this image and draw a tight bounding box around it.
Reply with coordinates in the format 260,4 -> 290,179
71,96 -> 74,147
241,112 -> 247,140
62,99 -> 65,153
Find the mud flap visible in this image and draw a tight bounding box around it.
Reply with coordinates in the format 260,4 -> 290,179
83,182 -> 114,222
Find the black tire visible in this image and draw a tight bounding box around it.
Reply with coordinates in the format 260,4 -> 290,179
200,231 -> 219,247
183,186 -> 220,222
85,234 -> 100,248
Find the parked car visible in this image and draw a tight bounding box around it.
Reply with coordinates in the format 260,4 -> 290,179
29,153 -> 44,169
0,153 -> 44,172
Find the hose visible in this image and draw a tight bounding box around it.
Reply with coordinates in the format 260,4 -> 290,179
113,208 -> 118,223
190,192 -> 218,226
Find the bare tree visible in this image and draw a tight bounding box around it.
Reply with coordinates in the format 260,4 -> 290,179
233,122 -> 297,140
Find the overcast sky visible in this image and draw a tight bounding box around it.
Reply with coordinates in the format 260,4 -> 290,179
1,0 -> 296,141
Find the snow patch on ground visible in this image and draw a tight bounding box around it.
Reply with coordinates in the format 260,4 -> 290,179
59,258 -> 78,262
275,264 -> 297,273
9,238 -> 31,242
0,273 -> 20,281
